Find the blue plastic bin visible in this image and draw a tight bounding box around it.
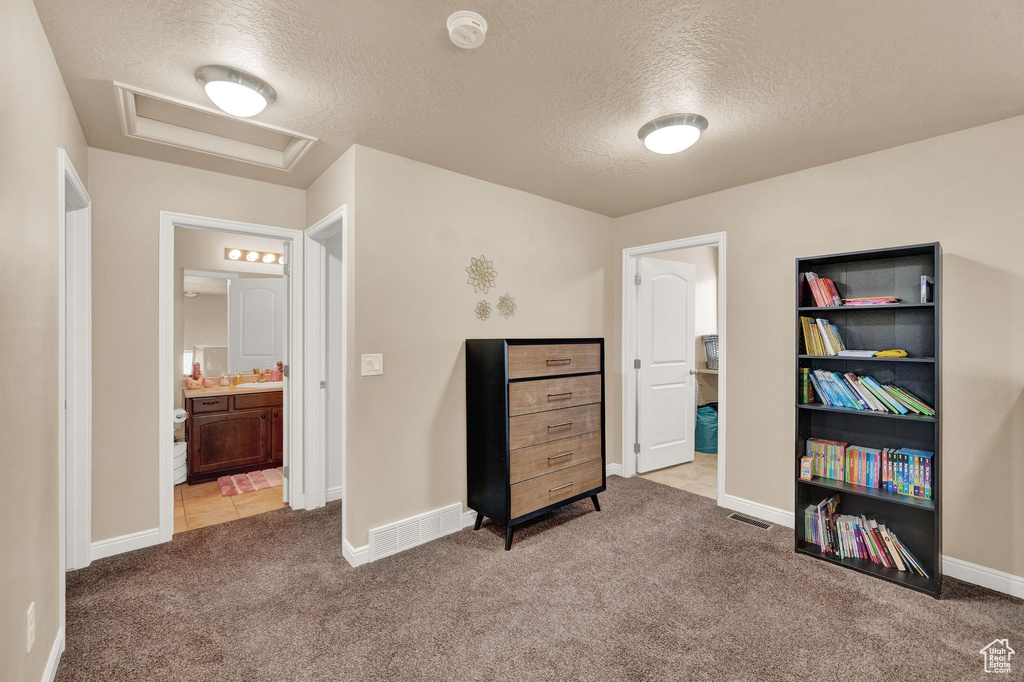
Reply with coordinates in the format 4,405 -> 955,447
695,405 -> 718,454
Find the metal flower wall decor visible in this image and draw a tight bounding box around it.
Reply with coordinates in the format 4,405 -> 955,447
466,255 -> 497,294
497,293 -> 517,319
475,300 -> 492,321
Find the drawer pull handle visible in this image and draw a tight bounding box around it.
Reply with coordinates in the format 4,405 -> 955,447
546,358 -> 572,365
201,400 -> 220,405
548,451 -> 574,460
549,482 -> 575,492
547,421 -> 573,429
547,391 -> 573,399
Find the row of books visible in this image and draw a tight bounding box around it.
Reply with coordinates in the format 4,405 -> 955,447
800,317 -> 885,358
800,368 -> 936,417
801,438 -> 934,500
804,495 -> 929,577
804,272 -> 842,307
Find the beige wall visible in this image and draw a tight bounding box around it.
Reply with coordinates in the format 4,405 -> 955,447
89,149 -> 305,542
182,294 -> 227,352
614,115 -> 1024,577
0,0 -> 89,679
306,145 -> 615,546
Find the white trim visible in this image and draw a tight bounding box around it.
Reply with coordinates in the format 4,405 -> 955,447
343,539 -> 369,568
90,527 -> 162,561
606,463 -> 623,477
620,233 -> 727,506
41,625 -> 65,682
943,556 -> 1024,600
304,206 -> 348,527
159,212 -> 307,548
58,148 -> 92,582
720,494 -> 795,529
183,269 -> 239,279
462,509 -> 478,528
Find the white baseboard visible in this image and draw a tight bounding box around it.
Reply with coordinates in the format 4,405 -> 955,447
342,538 -> 368,568
606,463 -> 623,477
41,625 -> 64,682
943,556 -> 1024,599
90,527 -> 161,561
720,493 -> 795,528
326,485 -> 344,503
462,509 -> 478,528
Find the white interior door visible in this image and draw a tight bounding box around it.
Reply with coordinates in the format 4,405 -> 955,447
227,277 -> 286,374
636,257 -> 697,473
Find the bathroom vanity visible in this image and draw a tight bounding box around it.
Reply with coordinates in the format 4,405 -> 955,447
182,384 -> 283,483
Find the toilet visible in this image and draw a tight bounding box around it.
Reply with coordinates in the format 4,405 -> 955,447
173,441 -> 187,485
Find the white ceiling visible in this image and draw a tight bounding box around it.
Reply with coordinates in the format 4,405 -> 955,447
36,0 -> 1024,217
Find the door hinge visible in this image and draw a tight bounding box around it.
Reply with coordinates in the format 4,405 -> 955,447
283,263 -> 291,276
634,359 -> 641,369
280,364 -> 289,378
634,273 -> 642,286
320,380 -> 326,389
633,442 -> 640,454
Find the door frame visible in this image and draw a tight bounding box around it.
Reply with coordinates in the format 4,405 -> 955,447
621,232 -> 727,503
59,150 -> 92,581
158,211 -> 309,544
303,205 -> 347,516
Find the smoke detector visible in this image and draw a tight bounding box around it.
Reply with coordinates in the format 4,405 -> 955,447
447,11 -> 487,49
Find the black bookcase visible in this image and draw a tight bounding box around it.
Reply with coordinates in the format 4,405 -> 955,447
795,243 -> 942,597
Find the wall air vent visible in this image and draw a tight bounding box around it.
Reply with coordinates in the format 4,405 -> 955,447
367,502 -> 463,563
114,82 -> 317,172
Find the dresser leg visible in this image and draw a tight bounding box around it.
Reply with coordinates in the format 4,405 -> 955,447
591,494 -> 601,512
473,513 -> 483,531
504,525 -> 514,551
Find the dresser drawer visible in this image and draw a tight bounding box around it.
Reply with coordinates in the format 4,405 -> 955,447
509,403 -> 602,451
190,395 -> 229,414
510,431 -> 602,484
507,343 -> 601,379
508,374 -> 602,417
510,458 -> 603,519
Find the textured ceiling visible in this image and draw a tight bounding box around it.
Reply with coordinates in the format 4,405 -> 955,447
36,0 -> 1024,217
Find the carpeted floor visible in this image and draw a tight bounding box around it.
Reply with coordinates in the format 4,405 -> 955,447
58,476 -> 1022,681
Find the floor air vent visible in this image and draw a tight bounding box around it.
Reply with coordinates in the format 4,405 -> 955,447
727,513 -> 773,530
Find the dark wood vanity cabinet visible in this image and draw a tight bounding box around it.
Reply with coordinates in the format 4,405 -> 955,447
185,390 -> 283,483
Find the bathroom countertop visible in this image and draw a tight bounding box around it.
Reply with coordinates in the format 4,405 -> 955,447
183,383 -> 284,399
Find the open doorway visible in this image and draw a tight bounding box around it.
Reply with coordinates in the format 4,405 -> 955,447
158,211 -> 309,544
622,233 -> 726,503
173,228 -> 289,532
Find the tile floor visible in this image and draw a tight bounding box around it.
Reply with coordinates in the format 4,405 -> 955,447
174,480 -> 286,533
639,451 -> 718,499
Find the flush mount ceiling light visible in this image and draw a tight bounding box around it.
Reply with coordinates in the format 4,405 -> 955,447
638,113 -> 709,154
195,65 -> 276,117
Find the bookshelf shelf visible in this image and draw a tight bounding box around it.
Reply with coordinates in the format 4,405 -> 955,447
800,476 -> 936,511
798,303 -> 934,312
796,404 -> 936,422
795,243 -> 941,597
798,355 -> 935,363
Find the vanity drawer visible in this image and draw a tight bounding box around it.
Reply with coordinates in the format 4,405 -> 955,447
510,431 -> 602,484
508,343 -> 601,379
190,395 -> 229,414
509,403 -> 602,451
233,391 -> 283,410
510,458 -> 603,519
508,374 -> 602,417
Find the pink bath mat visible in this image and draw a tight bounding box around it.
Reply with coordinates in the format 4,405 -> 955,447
217,467 -> 284,497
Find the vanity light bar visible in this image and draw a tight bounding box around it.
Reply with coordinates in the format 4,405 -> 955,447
224,248 -> 285,265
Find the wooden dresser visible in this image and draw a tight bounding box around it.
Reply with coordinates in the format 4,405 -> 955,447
466,338 -> 606,549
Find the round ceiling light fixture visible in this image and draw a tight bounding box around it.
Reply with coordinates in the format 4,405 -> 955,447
195,65 -> 277,117
638,113 -> 709,154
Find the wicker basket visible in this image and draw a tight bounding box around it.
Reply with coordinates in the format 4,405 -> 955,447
702,334 -> 719,370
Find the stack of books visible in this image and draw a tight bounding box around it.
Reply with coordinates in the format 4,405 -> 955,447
803,369 -> 935,417
801,439 -> 933,501
804,272 -> 842,307
841,296 -> 900,306
804,495 -> 929,577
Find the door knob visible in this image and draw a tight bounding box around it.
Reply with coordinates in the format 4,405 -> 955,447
689,369 -> 698,375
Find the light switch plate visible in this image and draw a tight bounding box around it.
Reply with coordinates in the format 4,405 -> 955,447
361,353 -> 383,376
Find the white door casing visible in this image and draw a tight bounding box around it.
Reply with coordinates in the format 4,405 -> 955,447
228,277 -> 286,374
636,257 -> 697,473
